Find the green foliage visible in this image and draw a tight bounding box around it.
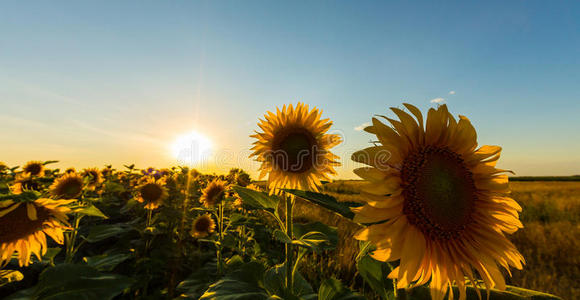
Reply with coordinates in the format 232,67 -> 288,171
355,242 -> 394,299
5,264 -> 133,300
83,224 -> 135,243
284,189 -> 361,220
83,253 -> 132,271
0,167 -> 567,300
318,278 -> 366,300
233,186 -> 280,211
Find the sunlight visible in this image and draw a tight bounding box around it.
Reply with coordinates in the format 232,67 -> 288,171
171,131 -> 213,166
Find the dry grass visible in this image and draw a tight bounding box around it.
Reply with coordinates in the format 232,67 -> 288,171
293,180 -> 580,299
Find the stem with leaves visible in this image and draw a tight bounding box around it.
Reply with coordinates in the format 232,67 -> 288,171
285,194 -> 294,291
216,201 -> 225,275
64,212 -> 82,263
144,208 -> 153,254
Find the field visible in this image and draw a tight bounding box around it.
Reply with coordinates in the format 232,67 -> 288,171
293,180 -> 580,300
0,163 -> 576,300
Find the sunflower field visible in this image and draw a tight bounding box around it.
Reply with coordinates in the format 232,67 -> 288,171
0,104 -> 565,300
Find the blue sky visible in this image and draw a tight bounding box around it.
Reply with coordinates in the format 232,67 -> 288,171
0,1 -> 578,177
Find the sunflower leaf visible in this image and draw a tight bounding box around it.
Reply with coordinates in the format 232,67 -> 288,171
199,261 -> 270,300
263,263 -> 316,299
75,205 -> 108,219
356,244 -> 394,300
292,222 -> 338,252
83,224 -> 134,243
4,264 -> 133,300
284,189 -> 361,220
232,186 -> 280,211
318,277 -> 366,300
84,253 -> 132,271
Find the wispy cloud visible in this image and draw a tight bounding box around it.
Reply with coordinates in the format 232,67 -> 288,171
354,122 -> 371,131
0,114 -> 48,128
449,90 -> 456,95
71,120 -> 162,144
430,98 -> 445,104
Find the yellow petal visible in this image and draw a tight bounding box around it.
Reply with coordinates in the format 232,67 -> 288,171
27,203 -> 38,220
397,225 -> 426,288
359,192 -> 404,208
0,203 -> 20,217
361,177 -> 402,195
353,167 -> 390,182
351,146 -> 393,170
352,203 -> 403,223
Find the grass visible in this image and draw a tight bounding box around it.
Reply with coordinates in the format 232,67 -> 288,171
292,180 -> 580,300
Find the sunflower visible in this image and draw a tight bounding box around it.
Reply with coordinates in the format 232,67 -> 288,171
0,162 -> 8,173
136,178 -> 168,210
82,168 -> 104,190
351,104 -> 524,300
250,103 -> 342,194
190,214 -> 216,238
11,174 -> 39,194
200,179 -> 228,208
49,173 -> 84,199
189,169 -> 201,180
64,167 -> 76,174
232,196 -> 243,210
0,198 -> 72,267
101,166 -> 113,177
22,161 -> 44,177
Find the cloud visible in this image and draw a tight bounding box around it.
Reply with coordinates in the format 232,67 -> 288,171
71,120 -> 162,144
354,122 -> 371,131
430,98 -> 445,104
449,90 -> 456,95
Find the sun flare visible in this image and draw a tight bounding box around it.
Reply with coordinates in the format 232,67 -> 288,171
171,131 -> 213,166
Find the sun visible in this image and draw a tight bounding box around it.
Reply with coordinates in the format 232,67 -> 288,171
171,131 -> 213,166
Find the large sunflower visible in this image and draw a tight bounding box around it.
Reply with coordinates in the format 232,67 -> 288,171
22,161 -> 44,177
190,214 -> 216,238
49,173 -> 84,199
200,179 -> 228,208
0,198 -> 72,267
136,178 -> 168,210
352,104 -> 524,300
250,103 -> 342,194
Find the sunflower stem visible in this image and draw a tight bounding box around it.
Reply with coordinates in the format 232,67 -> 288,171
144,208 -> 153,254
285,194 -> 294,292
217,201 -> 225,276
65,212 -> 81,263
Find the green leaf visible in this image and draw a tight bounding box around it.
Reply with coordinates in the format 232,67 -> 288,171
263,263 -> 315,299
356,242 -> 394,300
273,229 -> 293,244
284,189 -> 361,220
84,224 -> 133,243
41,247 -> 61,265
318,278 -> 366,300
233,186 -> 280,211
200,261 -> 270,300
5,264 -> 133,300
177,260 -> 218,299
84,253 -> 132,271
0,270 -> 24,287
293,222 -> 338,251
75,205 -> 108,219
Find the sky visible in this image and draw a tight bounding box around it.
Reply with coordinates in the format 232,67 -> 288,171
0,1 -> 579,178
